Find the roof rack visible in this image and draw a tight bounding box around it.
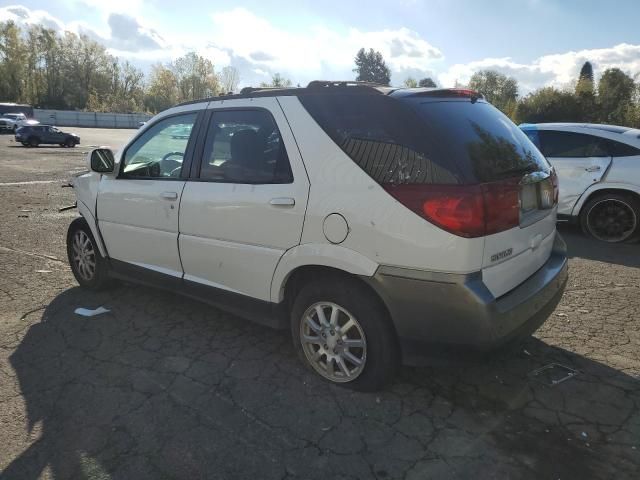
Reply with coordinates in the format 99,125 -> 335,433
306,80 -> 388,89
176,80 -> 389,107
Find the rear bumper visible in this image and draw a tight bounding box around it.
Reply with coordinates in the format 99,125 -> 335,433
363,234 -> 568,365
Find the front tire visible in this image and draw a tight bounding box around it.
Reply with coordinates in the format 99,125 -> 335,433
67,218 -> 112,290
28,137 -> 39,147
291,277 -> 399,391
580,192 -> 640,243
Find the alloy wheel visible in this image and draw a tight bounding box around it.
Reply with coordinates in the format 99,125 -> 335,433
586,198 -> 637,243
72,230 -> 96,281
300,302 -> 367,382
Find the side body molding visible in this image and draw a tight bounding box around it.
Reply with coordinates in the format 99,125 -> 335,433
270,243 -> 379,303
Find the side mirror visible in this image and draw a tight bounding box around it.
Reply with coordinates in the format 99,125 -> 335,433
89,148 -> 115,173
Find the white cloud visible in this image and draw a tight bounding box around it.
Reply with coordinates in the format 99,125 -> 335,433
439,44 -> 640,94
0,5 -> 65,31
208,8 -> 443,83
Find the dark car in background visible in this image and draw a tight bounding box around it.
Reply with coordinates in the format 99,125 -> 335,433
15,125 -> 80,147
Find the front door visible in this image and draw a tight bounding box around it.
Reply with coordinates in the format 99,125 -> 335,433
537,130 -> 611,215
97,111 -> 200,278
178,99 -> 309,301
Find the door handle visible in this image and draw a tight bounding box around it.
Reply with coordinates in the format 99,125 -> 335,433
161,191 -> 178,200
269,197 -> 295,207
585,166 -> 601,172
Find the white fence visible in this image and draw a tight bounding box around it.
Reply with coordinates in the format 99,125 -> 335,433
34,109 -> 152,129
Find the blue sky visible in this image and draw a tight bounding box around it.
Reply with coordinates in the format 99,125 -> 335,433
2,0 -> 640,93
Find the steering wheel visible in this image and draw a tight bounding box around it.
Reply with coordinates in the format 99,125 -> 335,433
162,152 -> 184,162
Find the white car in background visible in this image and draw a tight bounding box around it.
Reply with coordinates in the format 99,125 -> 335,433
0,113 -> 39,132
521,123 -> 640,243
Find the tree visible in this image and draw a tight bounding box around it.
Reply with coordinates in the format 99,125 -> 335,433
404,77 -> 418,88
418,77 -> 437,88
170,52 -> 219,102
144,64 -> 179,113
598,68 -> 635,125
353,48 -> 391,85
575,61 -> 596,121
468,70 -> 518,114
260,72 -> 292,88
579,61 -> 594,83
0,21 -> 27,103
515,87 -> 582,123
220,65 -> 240,93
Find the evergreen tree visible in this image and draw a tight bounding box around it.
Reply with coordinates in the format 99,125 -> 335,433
353,48 -> 391,85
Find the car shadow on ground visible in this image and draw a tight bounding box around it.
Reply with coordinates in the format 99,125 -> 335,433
4,286 -> 639,480
559,223 -> 640,268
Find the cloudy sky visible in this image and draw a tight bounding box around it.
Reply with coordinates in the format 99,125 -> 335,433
1,0 -> 640,94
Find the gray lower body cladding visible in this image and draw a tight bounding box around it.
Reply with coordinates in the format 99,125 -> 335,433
363,234 -> 568,365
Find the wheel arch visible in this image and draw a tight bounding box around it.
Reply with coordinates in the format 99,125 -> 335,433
271,244 -> 379,304
572,184 -> 640,218
76,201 -> 107,257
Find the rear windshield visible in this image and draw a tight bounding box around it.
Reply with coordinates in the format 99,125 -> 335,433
299,94 -> 549,184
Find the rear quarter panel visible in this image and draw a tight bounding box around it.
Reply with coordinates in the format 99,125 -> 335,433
277,96 -> 485,275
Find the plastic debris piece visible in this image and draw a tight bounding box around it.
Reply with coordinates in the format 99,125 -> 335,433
529,363 -> 578,386
35,270 -> 52,273
523,349 -> 531,356
581,432 -> 588,438
556,312 -> 567,317
74,306 -> 110,317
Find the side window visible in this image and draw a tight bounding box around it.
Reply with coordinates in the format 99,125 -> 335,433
607,139 -> 640,157
539,131 -> 608,158
121,113 -> 197,179
199,109 -> 293,184
299,94 -> 460,184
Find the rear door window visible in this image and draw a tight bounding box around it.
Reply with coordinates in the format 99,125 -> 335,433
198,109 -> 293,184
607,139 -> 640,157
538,131 -> 609,157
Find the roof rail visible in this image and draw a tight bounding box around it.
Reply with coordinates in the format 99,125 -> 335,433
307,80 -> 388,89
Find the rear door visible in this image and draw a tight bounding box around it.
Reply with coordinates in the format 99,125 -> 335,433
178,99 -> 309,301
534,130 -> 611,215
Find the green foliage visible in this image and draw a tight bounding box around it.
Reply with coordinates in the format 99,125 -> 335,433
260,73 -> 293,88
598,68 -> 635,125
403,77 -> 418,88
0,20 -> 225,113
579,61 -> 594,83
353,48 -> 391,85
418,77 -> 437,88
515,87 -> 582,123
468,70 -> 518,113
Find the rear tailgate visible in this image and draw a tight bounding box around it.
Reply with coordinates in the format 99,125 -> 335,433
482,171 -> 558,297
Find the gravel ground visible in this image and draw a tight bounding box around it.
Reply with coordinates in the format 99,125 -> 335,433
0,128 -> 638,479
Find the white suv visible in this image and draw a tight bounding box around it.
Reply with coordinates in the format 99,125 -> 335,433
521,123 -> 640,242
67,82 -> 568,390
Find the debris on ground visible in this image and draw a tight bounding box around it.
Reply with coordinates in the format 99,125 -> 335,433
529,363 -> 578,386
74,306 -> 110,317
35,270 -> 52,273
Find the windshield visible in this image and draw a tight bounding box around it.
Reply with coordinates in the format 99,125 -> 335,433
401,98 -> 550,183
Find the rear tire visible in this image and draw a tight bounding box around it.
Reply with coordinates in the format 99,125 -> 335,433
21,142 -> 29,147
290,276 -> 399,391
580,192 -> 640,243
67,218 -> 112,290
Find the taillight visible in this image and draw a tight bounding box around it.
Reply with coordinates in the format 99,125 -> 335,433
383,179 -> 520,238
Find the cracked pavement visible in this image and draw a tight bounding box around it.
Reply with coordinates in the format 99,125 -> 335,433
0,129 -> 639,479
